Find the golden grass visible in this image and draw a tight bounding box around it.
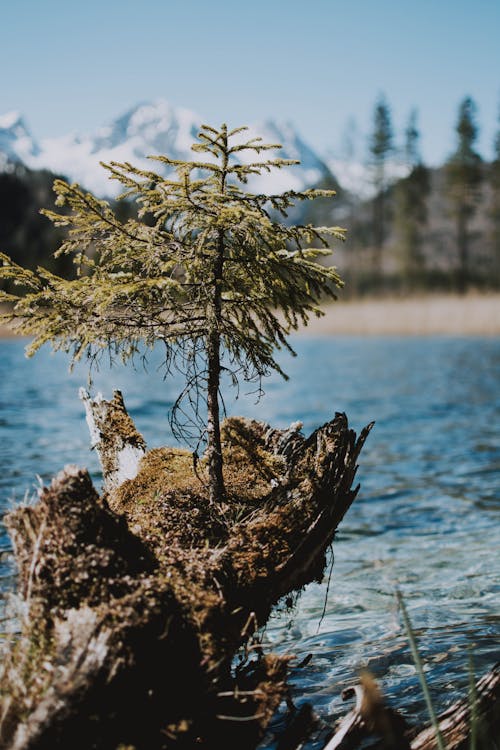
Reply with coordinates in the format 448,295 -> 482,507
3,294 -> 499,339
299,293 -> 500,336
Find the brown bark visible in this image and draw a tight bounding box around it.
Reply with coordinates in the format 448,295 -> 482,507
205,131 -> 228,505
206,325 -> 224,504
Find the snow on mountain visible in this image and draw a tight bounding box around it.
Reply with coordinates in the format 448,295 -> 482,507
0,100 -> 332,197
0,102 -> 416,200
237,120 -> 329,194
325,154 -> 410,200
26,101 -> 202,196
0,111 -> 40,169
90,100 -> 200,155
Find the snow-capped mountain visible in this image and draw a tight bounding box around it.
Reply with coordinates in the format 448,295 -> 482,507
0,100 -> 332,197
0,111 -> 40,169
325,154 -> 410,200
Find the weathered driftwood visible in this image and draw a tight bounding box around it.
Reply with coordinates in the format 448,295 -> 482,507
321,672 -> 411,750
316,663 -> 500,750
80,388 -> 147,491
0,391 -> 372,749
410,662 -> 500,750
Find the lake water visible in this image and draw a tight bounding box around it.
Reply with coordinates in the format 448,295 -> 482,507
0,336 -> 499,743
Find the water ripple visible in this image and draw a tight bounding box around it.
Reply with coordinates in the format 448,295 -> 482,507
0,336 -> 499,743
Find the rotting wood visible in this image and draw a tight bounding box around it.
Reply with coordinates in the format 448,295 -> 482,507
0,391 -> 373,749
410,661 -> 500,750
80,388 -> 147,491
318,664 -> 500,750
321,672 -> 411,750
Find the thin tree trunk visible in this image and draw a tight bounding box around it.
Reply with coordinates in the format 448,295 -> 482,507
373,164 -> 385,273
376,190 -> 385,251
206,131 -> 228,504
456,210 -> 469,294
206,324 -> 224,504
205,225 -> 225,504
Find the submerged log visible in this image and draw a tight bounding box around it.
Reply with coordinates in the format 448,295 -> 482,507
318,664 -> 500,750
410,662 -> 500,750
0,391 -> 373,749
322,673 -> 411,750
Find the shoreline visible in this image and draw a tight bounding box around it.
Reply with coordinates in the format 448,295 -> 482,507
1,293 -> 499,339
295,293 -> 500,337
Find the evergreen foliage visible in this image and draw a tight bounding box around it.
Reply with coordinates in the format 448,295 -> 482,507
369,94 -> 394,265
394,110 -> 430,287
446,96 -> 483,292
490,103 -> 500,285
0,123 -> 344,503
0,166 -> 75,286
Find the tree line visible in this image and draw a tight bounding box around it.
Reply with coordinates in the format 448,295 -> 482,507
1,97 -> 500,296
338,94 -> 500,294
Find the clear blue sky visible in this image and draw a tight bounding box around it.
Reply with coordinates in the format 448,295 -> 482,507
1,0 -> 499,164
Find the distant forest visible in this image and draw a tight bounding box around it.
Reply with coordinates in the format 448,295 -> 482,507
306,94 -> 500,295
1,95 -> 499,296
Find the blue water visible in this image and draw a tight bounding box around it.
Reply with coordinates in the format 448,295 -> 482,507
1,336 -> 499,740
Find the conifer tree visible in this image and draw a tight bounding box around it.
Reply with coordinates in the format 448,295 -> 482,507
369,94 -> 394,269
394,110 -> 430,287
446,97 -> 483,293
0,124 -> 344,504
490,103 -> 500,286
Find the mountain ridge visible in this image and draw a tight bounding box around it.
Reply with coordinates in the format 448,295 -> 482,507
0,99 -> 335,197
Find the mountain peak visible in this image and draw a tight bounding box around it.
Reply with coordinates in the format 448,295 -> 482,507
0,110 -> 25,130
0,101 -> 334,197
0,111 -> 40,162
89,98 -> 201,157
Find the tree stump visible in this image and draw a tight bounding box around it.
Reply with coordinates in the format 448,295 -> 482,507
0,392 -> 372,749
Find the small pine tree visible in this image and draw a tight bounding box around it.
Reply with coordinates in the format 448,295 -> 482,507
394,110 -> 430,288
369,94 -> 394,269
446,97 -> 483,293
0,124 -> 344,504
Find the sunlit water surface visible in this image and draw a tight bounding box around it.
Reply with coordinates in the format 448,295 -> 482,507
0,336 -> 499,745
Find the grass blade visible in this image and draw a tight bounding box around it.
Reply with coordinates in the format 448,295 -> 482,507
468,646 -> 477,750
396,589 -> 447,750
